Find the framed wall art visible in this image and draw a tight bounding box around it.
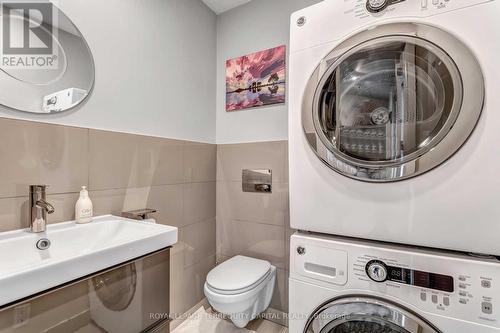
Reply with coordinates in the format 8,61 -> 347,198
226,45 -> 286,112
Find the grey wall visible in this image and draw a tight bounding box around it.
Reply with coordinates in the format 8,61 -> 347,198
216,0 -> 322,144
0,0 -> 217,143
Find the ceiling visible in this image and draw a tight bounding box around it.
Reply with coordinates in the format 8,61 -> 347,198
201,0 -> 252,14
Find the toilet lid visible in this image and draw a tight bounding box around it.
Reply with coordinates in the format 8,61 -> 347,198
206,256 -> 271,293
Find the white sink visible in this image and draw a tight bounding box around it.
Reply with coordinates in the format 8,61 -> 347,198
0,215 -> 178,307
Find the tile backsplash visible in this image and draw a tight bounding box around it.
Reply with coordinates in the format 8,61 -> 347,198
0,120 -> 88,199
216,141 -> 291,315
0,117 -> 216,319
0,117 -> 292,323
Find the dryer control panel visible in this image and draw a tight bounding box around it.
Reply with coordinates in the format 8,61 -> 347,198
291,233 -> 500,329
347,0 -> 492,20
366,0 -> 405,13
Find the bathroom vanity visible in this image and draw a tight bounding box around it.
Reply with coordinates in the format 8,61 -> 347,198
0,216 -> 178,332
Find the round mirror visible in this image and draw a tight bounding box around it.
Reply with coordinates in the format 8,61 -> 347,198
0,1 -> 95,113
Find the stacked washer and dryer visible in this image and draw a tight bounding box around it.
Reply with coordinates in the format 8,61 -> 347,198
288,0 -> 500,332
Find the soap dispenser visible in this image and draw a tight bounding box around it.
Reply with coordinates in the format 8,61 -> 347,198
75,186 -> 93,224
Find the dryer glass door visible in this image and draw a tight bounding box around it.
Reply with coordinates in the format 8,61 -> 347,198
305,297 -> 441,333
323,37 -> 456,163
302,24 -> 484,182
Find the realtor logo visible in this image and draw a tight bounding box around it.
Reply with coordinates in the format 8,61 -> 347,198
1,1 -> 58,69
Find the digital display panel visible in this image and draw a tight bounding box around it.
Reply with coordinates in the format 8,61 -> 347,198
387,266 -> 454,293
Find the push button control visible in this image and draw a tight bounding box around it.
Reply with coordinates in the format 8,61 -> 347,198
482,302 -> 493,315
432,295 -> 438,304
366,0 -> 389,12
443,297 -> 450,306
420,292 -> 427,301
481,280 -> 492,288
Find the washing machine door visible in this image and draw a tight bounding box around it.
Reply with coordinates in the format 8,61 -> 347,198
304,296 -> 441,333
302,23 -> 484,182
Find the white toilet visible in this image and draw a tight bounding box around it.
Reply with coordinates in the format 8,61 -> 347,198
204,255 -> 276,328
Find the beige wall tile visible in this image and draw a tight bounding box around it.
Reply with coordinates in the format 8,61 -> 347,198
46,193 -> 81,225
217,141 -> 287,183
183,182 -> 216,226
170,253 -> 215,316
217,181 -> 286,226
270,268 -> 289,313
146,185 -> 184,227
90,185 -> 184,227
0,119 -> 88,198
184,142 -> 216,183
89,130 -> 184,190
179,219 -> 216,268
0,118 -> 218,322
0,193 -> 78,232
218,219 -> 286,269
90,187 -> 150,216
215,141 -> 290,317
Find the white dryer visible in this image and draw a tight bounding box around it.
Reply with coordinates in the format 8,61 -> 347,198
289,233 -> 500,333
289,0 -> 500,256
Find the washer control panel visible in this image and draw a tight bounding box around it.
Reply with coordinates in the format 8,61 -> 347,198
291,233 -> 500,329
365,259 -> 454,292
345,0 -> 491,20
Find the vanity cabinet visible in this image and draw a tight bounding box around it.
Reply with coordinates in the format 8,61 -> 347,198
0,249 -> 170,333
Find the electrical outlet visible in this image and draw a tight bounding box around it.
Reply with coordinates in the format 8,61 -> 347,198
13,303 -> 31,328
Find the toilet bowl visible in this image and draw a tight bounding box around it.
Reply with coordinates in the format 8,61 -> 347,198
204,255 -> 276,328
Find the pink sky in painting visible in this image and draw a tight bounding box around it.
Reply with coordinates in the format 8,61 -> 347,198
226,45 -> 286,111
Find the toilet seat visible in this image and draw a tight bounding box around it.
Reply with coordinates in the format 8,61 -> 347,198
206,269 -> 271,295
206,256 -> 272,295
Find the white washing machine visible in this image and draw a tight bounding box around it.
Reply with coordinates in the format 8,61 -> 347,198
289,0 -> 500,255
289,233 -> 500,333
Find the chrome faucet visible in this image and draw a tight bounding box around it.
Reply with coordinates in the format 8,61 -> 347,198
29,185 -> 55,233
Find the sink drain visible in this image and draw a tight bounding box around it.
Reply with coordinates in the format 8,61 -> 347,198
36,238 -> 51,250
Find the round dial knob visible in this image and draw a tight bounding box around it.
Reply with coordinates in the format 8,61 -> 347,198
366,0 -> 390,12
366,260 -> 388,282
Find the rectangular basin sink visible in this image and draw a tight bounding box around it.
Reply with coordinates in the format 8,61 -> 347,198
0,215 -> 178,308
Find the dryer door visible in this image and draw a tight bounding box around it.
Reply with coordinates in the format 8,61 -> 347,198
305,296 -> 441,333
302,23 -> 484,182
